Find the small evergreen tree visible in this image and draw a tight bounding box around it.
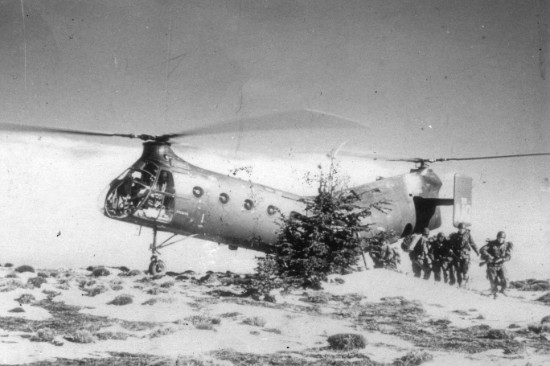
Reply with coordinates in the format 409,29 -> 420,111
252,157 -> 385,292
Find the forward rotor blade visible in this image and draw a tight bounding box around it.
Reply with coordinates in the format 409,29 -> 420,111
0,122 -> 138,139
159,109 -> 367,140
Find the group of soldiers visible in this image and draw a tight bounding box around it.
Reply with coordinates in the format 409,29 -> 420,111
366,223 -> 513,298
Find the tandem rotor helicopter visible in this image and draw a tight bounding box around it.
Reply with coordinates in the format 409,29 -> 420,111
3,110 -> 550,274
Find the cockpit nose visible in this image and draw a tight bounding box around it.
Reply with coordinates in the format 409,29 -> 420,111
97,183 -> 111,216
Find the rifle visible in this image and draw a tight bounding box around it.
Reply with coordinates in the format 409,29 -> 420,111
479,258 -> 504,267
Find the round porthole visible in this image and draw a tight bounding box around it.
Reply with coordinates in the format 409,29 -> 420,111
243,199 -> 254,210
267,205 -> 278,215
192,186 -> 203,198
219,193 -> 229,204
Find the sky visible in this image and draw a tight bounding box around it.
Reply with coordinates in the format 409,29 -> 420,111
1,1 -> 549,277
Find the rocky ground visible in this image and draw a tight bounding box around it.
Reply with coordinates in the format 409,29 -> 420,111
0,264 -> 549,366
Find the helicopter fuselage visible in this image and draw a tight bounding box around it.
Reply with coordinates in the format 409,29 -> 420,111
102,142 -> 446,251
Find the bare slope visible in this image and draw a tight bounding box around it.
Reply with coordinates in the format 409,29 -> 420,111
0,266 -> 549,365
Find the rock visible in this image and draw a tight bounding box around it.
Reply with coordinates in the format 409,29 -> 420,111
327,333 -> 366,350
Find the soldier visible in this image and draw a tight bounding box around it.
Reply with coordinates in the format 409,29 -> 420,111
449,223 -> 479,287
480,231 -> 513,298
429,232 -> 456,284
409,228 -> 432,279
365,238 -> 400,270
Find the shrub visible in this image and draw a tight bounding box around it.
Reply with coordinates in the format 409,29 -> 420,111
15,265 -> 35,273
107,294 -> 133,306
327,333 -> 366,350
185,315 -> 221,330
65,330 -> 96,343
541,315 -> 550,325
242,316 -> 266,327
31,328 -> 56,342
4,263 -> 13,268
127,269 -> 143,276
8,307 -> 25,313
250,158 -> 383,291
86,285 -> 109,297
92,267 -> 110,277
27,277 -> 47,288
393,351 -> 433,366
15,293 -> 36,304
94,331 -> 130,341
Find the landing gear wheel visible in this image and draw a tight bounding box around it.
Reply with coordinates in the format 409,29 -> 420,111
149,259 -> 166,275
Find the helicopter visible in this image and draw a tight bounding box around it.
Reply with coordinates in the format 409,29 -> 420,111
3,111 -> 550,274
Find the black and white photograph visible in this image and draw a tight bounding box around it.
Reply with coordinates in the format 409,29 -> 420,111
0,1 -> 549,365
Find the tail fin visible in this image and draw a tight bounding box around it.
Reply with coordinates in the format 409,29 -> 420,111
453,174 -> 473,227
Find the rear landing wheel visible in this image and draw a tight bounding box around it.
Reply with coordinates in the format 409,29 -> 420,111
149,259 -> 166,275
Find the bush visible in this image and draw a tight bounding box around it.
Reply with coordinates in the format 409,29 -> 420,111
185,315 -> 221,330
94,331 -> 129,341
27,277 -> 47,288
31,328 -> 56,343
393,351 -> 433,366
15,293 -> 36,304
86,285 -> 109,297
92,267 -> 110,277
108,294 -> 133,306
327,333 -> 366,350
8,307 -> 25,313
4,263 -> 13,268
65,330 -> 96,343
15,265 -> 35,273
242,316 -> 266,327
127,269 -> 143,276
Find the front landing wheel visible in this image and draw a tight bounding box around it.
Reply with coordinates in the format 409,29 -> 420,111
149,259 -> 166,275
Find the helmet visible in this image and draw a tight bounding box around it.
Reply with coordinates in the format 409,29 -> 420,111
422,228 -> 430,235
458,223 -> 466,229
497,231 -> 506,239
437,232 -> 445,239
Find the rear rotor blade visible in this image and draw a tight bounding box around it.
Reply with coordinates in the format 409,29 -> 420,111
436,152 -> 550,162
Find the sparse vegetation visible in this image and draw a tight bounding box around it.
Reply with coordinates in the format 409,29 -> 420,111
85,285 -> 109,297
15,293 -> 36,304
8,307 -> 25,313
242,316 -> 266,327
31,327 -> 56,342
393,351 -> 433,366
27,276 -> 47,288
327,333 -> 367,350
94,331 -> 130,341
65,329 -> 96,343
185,315 -> 221,330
